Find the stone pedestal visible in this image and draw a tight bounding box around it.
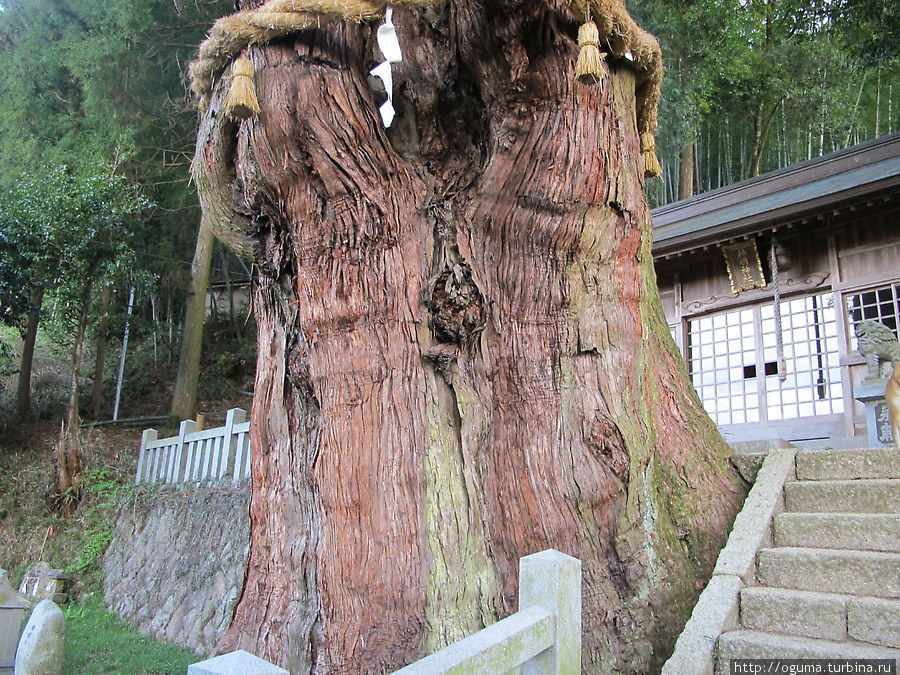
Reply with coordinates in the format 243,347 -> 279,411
854,379 -> 895,447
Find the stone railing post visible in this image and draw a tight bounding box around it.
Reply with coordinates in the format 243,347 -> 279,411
519,549 -> 582,675
136,429 -> 157,484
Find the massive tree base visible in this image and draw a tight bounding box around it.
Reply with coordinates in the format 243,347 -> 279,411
195,0 -> 746,671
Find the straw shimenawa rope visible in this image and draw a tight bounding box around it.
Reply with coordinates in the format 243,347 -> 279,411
223,53 -> 262,119
190,0 -> 663,176
574,20 -> 606,85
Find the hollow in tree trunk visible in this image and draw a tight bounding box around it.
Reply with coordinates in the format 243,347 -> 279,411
193,1 -> 746,671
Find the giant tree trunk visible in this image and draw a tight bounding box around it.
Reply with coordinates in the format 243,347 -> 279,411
196,1 -> 745,671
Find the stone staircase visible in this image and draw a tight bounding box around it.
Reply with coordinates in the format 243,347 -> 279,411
716,447 -> 900,672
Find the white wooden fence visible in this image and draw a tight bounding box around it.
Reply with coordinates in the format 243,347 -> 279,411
136,408 -> 252,486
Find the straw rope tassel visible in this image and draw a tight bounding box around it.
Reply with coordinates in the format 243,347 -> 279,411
640,131 -> 661,178
224,54 -> 261,120
575,20 -> 605,85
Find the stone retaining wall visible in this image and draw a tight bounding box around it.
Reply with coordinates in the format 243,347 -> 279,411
103,487 -> 250,655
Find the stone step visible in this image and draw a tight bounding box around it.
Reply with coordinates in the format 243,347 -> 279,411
795,448 -> 900,481
774,513 -> 900,552
715,630 -> 900,675
740,587 -> 848,642
783,478 -> 900,514
740,588 -> 900,648
849,597 -> 900,649
756,547 -> 900,598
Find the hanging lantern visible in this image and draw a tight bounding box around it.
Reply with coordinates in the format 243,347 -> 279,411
772,241 -> 793,271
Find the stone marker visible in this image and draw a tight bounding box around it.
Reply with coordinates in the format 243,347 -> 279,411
0,569 -> 30,674
17,563 -> 71,606
14,599 -> 65,675
187,649 -> 289,674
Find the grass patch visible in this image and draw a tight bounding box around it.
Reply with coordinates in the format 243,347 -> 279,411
64,592 -> 198,674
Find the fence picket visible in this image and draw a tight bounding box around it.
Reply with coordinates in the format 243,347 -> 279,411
233,430 -> 247,485
183,439 -> 194,483
136,409 -> 254,487
217,434 -> 229,481
223,409 -> 247,484
150,446 -> 162,483
242,434 -> 251,479
191,439 -> 202,481
173,420 -> 197,484
137,429 -> 157,484
202,437 -> 214,483
217,434 -> 228,481
390,549 -> 581,675
207,436 -> 219,484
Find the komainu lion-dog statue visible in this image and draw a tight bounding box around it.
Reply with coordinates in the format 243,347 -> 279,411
855,320 -> 900,447
888,366 -> 900,449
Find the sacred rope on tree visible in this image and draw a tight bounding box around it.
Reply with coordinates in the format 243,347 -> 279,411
190,0 -> 745,671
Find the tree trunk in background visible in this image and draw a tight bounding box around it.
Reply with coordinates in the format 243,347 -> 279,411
170,216 -> 215,420
196,2 -> 746,672
220,249 -> 242,340
54,279 -> 92,516
90,285 -> 113,419
678,141 -> 695,200
16,288 -> 43,419
749,97 -> 784,178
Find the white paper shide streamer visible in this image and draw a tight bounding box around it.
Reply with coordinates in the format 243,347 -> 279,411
370,6 -> 402,127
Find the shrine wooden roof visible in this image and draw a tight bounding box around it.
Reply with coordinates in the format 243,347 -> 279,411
651,132 -> 900,259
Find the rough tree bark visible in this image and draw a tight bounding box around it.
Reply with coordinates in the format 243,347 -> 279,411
194,1 -> 745,671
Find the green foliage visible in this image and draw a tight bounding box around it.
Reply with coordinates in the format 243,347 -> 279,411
68,528 -> 114,574
637,0 -> 900,204
0,0 -> 234,335
0,161 -> 150,353
63,465 -> 131,575
631,0 -> 745,151
830,0 -> 900,66
83,466 -> 122,504
0,338 -> 16,395
192,315 -> 257,404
